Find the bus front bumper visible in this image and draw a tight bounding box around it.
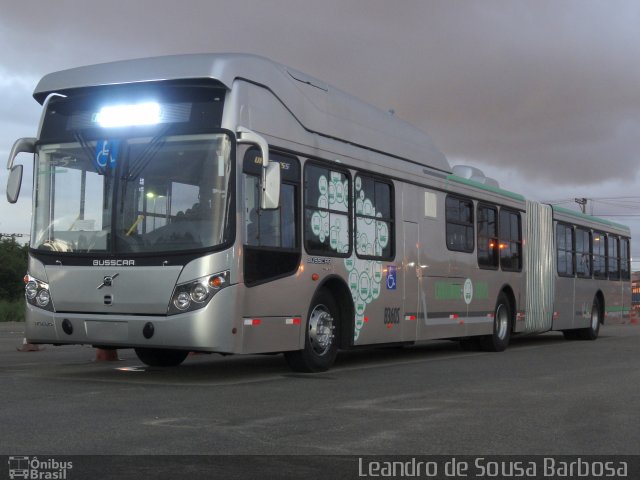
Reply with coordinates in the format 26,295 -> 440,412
24,285 -> 241,353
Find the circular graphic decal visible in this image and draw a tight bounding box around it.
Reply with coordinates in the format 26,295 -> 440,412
463,278 -> 473,305
358,272 -> 371,301
318,176 -> 328,195
311,212 -> 321,236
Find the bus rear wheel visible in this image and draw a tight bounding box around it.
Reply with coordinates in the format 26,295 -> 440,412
480,292 -> 512,352
134,348 -> 189,367
284,289 -> 339,372
562,330 -> 580,340
577,297 -> 601,340
459,337 -> 481,351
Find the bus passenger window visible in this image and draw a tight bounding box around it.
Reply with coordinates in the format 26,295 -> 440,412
608,236 -> 620,280
621,238 -> 631,281
477,204 -> 498,268
245,173 -> 283,247
242,148 -> 300,286
593,232 -> 607,279
304,163 -> 350,256
575,228 -> 592,277
556,224 -> 575,276
499,209 -> 522,271
244,175 -> 261,246
244,177 -> 296,248
445,196 -> 474,253
354,174 -> 394,259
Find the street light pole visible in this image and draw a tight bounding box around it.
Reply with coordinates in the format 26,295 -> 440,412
146,192 -> 165,230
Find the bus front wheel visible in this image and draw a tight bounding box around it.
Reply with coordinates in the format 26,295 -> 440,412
284,289 -> 339,372
134,348 -> 189,367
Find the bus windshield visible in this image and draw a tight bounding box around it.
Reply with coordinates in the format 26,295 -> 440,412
32,133 -> 233,254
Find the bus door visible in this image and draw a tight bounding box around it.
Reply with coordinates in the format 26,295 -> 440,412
402,221 -> 421,341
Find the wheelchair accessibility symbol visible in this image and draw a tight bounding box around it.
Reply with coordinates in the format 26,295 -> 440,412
386,265 -> 397,290
95,140 -> 120,168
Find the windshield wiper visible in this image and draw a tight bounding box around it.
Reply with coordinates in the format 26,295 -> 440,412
125,126 -> 171,181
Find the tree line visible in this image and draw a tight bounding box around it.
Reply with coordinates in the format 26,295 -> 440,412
0,238 -> 28,301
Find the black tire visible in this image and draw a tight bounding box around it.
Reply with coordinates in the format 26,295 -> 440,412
562,330 -> 580,340
577,296 -> 601,340
284,289 -> 339,372
134,348 -> 189,367
459,337 -> 481,351
479,292 -> 512,352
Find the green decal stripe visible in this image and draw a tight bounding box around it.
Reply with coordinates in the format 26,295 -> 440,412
605,306 -> 631,313
435,281 -> 489,301
435,282 -> 462,300
552,206 -> 630,233
474,282 -> 489,300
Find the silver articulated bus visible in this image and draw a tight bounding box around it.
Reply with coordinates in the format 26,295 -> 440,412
5,54 -> 632,371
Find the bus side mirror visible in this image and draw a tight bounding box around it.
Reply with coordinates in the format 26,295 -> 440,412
6,137 -> 36,204
261,161 -> 280,210
236,127 -> 280,210
7,165 -> 23,204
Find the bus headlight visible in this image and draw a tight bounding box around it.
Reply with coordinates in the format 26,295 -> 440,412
191,283 -> 209,303
25,281 -> 39,300
36,289 -> 51,307
24,275 -> 55,312
168,270 -> 230,315
174,292 -> 192,311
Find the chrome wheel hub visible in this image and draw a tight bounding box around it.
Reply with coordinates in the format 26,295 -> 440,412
308,304 -> 334,356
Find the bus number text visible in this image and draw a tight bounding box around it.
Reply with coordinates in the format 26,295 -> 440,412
384,307 -> 400,325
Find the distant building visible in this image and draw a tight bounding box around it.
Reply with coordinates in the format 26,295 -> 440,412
632,272 -> 640,313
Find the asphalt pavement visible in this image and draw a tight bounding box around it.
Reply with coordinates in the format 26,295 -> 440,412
1,321 -> 638,456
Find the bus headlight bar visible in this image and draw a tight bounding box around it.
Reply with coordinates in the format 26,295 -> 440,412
95,102 -> 162,128
168,271 -> 229,315
24,275 -> 54,311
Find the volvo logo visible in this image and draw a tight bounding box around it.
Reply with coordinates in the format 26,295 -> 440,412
97,273 -> 119,290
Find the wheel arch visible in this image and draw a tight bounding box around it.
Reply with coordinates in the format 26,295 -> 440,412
316,275 -> 354,349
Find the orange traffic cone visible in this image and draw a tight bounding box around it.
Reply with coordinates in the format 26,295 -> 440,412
16,338 -> 40,352
95,348 -> 119,361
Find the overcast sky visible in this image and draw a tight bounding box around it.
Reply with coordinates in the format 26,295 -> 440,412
1,0 -> 638,266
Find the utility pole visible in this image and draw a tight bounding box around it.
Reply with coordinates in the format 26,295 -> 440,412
574,198 -> 588,214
